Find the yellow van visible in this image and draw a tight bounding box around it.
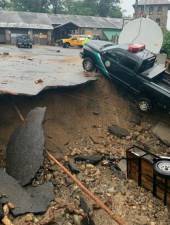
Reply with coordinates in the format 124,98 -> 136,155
62,35 -> 91,48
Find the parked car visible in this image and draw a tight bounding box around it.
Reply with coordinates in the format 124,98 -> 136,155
62,35 -> 91,48
81,40 -> 170,112
16,35 -> 33,48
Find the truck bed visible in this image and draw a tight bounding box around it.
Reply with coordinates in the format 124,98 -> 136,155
153,72 -> 170,92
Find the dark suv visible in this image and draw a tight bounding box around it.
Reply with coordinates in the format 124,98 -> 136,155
16,35 -> 33,48
81,40 -> 170,112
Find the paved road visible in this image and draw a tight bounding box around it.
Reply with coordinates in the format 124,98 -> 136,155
0,45 -> 96,96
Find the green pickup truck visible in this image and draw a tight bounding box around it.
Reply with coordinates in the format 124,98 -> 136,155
81,40 -> 170,112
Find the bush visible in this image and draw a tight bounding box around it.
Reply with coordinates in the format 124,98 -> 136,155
162,31 -> 170,58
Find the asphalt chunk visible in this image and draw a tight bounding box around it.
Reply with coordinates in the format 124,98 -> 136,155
108,124 -> 129,138
6,107 -> 46,186
0,169 -> 54,216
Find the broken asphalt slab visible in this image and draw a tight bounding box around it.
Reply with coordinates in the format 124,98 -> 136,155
0,47 -> 97,96
0,169 -> 54,216
152,122 -> 170,146
6,107 -> 46,186
74,155 -> 104,165
108,125 -> 130,138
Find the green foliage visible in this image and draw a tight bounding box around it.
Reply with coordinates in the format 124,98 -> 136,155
0,0 -> 11,9
65,0 -> 98,16
49,0 -> 65,14
98,0 -> 121,17
2,0 -> 122,18
162,31 -> 170,58
11,0 -> 49,12
66,0 -> 122,18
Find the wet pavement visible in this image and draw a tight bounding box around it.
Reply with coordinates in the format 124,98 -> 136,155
0,45 -> 96,96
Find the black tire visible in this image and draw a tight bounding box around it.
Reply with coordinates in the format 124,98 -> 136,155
83,58 -> 95,72
63,43 -> 70,48
137,98 -> 152,112
154,160 -> 170,178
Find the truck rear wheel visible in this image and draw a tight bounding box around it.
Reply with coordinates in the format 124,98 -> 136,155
83,58 -> 95,72
137,98 -> 152,112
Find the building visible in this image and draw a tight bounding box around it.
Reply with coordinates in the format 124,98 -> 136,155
49,14 -> 123,43
133,0 -> 170,29
0,11 -> 53,45
0,10 -> 124,45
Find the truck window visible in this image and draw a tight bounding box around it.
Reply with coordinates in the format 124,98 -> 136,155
139,57 -> 156,73
120,57 -> 137,71
106,51 -> 137,71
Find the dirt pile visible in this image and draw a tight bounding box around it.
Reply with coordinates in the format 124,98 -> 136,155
0,76 -> 170,225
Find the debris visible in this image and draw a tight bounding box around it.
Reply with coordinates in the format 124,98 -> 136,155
92,111 -> 100,115
80,197 -> 91,215
81,216 -> 96,225
2,216 -> 14,225
56,50 -> 61,53
38,207 -> 56,225
6,107 -> 46,186
3,52 -> 9,56
26,182 -> 54,213
73,215 -> 82,225
152,122 -> 170,146
80,197 -> 95,225
35,79 -> 44,84
0,201 -> 3,220
1,204 -> 14,225
109,163 -> 126,179
47,151 -> 127,225
129,113 -> 141,125
118,159 -> 127,174
74,155 -> 103,165
108,125 -> 130,138
67,161 -> 80,174
0,169 -> 54,216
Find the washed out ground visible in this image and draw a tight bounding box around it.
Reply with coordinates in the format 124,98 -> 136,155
0,46 -> 170,225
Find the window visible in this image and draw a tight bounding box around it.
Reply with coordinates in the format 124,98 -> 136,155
108,51 -> 137,71
141,5 -> 144,13
157,6 -> 162,12
121,57 -> 137,71
149,6 -> 153,14
156,18 -> 161,25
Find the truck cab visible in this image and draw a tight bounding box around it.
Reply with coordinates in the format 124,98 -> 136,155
81,41 -> 170,112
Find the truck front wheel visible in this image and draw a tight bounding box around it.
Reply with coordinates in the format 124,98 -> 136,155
83,58 -> 95,72
137,98 -> 152,112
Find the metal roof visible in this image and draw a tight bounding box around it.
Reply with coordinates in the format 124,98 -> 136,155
49,14 -> 123,29
137,0 -> 170,5
0,11 -> 53,30
0,10 -> 123,30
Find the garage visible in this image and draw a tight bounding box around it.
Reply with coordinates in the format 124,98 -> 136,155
0,29 -> 5,43
11,29 -> 28,45
33,30 -> 49,45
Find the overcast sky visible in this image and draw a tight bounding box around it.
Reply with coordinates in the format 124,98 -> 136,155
120,0 -> 170,30
120,0 -> 135,16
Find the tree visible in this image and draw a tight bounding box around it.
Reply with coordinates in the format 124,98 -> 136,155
11,0 -> 49,12
0,0 -> 11,9
65,0 -> 98,16
162,31 -> 170,58
98,0 -> 122,18
49,0 -> 65,14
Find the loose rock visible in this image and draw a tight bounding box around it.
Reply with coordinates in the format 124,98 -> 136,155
108,125 -> 129,138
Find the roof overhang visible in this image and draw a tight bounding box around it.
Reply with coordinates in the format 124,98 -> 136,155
0,23 -> 53,30
54,22 -> 79,31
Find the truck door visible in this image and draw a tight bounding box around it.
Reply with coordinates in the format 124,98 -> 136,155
103,51 -> 140,93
